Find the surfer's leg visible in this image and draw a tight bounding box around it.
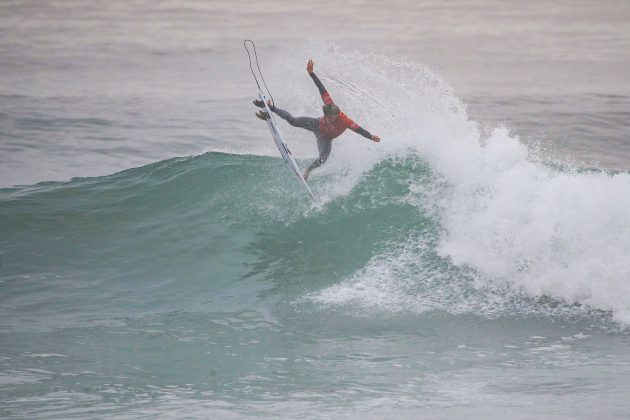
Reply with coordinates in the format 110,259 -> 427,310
272,107 -> 319,132
304,137 -> 332,180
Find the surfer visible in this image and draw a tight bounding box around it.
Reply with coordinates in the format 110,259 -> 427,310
254,59 -> 380,181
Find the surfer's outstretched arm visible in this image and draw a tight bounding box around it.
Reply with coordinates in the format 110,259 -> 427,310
340,113 -> 381,142
307,59 -> 334,105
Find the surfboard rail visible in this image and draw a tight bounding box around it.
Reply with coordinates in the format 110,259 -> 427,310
259,93 -> 314,199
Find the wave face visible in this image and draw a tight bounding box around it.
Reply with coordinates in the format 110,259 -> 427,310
2,143 -> 630,329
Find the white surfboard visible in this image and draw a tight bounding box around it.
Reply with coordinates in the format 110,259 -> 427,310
259,93 -> 314,199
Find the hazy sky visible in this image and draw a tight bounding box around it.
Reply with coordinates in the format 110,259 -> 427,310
2,0 -> 629,96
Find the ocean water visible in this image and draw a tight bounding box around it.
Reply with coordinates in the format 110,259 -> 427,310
2,1 -> 630,418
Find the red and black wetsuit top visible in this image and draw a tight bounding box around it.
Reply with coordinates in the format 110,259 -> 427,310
310,72 -> 373,140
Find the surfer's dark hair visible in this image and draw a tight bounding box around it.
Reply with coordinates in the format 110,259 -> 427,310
322,103 -> 340,116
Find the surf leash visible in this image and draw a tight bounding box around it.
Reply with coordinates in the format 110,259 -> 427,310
243,40 -> 275,106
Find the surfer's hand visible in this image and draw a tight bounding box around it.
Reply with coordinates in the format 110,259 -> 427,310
371,135 -> 381,143
307,59 -> 314,74
266,99 -> 274,109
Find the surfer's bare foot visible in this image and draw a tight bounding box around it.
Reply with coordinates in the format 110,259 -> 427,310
255,111 -> 269,120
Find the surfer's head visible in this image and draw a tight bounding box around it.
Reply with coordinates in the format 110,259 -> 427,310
322,103 -> 340,121
322,103 -> 340,116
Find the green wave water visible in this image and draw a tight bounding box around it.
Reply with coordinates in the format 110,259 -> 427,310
1,150 -> 627,329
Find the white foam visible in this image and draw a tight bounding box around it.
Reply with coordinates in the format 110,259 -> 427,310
435,128 -> 630,323
309,235 -> 534,319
